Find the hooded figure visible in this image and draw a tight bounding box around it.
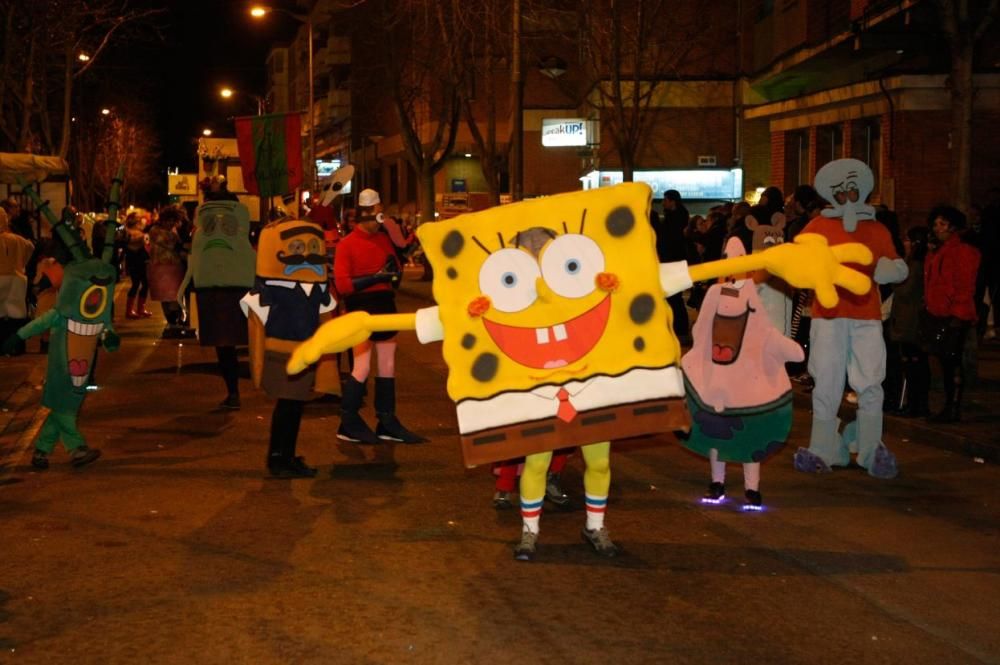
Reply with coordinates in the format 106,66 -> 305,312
681,237 -> 804,509
793,159 -> 908,479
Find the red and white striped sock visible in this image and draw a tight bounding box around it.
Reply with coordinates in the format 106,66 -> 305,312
585,494 -> 607,531
520,496 -> 543,534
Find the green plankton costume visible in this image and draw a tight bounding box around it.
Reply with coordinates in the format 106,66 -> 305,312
2,170 -> 124,469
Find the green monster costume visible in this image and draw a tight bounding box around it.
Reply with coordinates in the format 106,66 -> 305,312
2,171 -> 124,469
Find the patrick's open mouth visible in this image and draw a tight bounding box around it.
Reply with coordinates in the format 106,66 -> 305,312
67,319 -> 104,387
482,296 -> 611,370
711,305 -> 750,365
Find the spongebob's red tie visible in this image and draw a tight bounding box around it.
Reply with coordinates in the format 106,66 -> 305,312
556,388 -> 577,422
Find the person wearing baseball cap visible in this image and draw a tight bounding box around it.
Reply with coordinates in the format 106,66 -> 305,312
332,188 -> 425,444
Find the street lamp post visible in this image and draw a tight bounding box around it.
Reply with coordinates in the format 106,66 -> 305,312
220,87 -> 264,116
249,5 -> 315,191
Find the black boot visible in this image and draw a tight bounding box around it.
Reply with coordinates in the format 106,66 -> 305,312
338,377 -> 379,444
374,377 -> 426,443
267,399 -> 315,478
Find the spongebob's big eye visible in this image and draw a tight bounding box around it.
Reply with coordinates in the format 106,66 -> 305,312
540,234 -> 605,299
478,248 -> 540,313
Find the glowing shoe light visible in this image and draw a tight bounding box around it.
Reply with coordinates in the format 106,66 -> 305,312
741,503 -> 764,512
700,495 -> 727,505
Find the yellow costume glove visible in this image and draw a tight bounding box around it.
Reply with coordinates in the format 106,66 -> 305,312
286,311 -> 416,375
761,233 -> 872,308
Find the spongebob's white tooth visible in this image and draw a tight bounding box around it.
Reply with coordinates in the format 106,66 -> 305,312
535,327 -> 550,344
553,324 -> 568,341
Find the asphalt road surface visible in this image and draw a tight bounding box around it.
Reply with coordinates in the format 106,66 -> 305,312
1,291 -> 998,664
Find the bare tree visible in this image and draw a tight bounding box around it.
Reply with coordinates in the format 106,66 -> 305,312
935,0 -> 1000,213
71,101 -> 160,211
0,0 -> 163,157
453,0 -> 510,205
355,0 -> 462,224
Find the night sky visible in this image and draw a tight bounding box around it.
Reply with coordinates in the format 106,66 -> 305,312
127,1 -> 295,174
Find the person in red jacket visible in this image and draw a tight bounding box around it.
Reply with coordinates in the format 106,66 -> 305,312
333,188 -> 425,444
924,206 -> 981,423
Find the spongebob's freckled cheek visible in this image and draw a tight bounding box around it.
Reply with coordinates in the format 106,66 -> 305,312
629,294 -> 656,324
471,353 -> 499,382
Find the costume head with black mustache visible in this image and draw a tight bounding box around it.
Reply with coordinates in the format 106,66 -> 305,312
257,218 -> 327,283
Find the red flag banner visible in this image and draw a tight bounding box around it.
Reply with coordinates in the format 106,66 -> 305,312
234,113 -> 303,197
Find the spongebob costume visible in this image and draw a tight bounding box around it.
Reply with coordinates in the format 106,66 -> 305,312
287,183 -> 872,559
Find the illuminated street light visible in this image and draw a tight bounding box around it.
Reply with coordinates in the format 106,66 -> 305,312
78,52 -> 91,62
101,108 -> 111,115
202,128 -> 213,137
219,86 -> 263,115
249,4 -> 315,189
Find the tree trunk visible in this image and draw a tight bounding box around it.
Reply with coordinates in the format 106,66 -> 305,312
420,166 -> 436,225
621,152 -> 635,183
951,46 -> 974,213
18,35 -> 36,151
59,44 -> 73,159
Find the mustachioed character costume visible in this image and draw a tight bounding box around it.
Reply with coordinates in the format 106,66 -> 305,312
241,218 -> 336,477
2,173 -> 125,469
285,182 -> 874,561
681,237 -> 804,509
332,188 -> 424,445
177,200 -> 256,408
792,159 -> 908,480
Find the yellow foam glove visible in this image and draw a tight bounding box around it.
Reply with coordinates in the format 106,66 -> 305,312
689,233 -> 872,309
761,233 -> 872,308
286,311 -> 416,375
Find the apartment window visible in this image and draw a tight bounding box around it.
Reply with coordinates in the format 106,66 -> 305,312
851,117 -> 881,194
784,130 -> 810,188
816,124 -> 843,166
271,51 -> 285,75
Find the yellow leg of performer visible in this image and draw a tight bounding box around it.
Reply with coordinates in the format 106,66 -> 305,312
516,441 -> 618,560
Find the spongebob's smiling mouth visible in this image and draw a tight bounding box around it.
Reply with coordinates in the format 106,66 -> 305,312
482,296 -> 611,370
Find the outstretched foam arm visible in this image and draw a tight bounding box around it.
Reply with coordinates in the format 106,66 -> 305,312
287,311 -> 417,375
687,233 -> 874,310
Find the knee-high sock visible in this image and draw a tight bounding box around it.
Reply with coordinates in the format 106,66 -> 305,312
709,448 -> 726,484
743,462 -> 760,491
519,451 -> 551,534
582,441 -> 611,530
